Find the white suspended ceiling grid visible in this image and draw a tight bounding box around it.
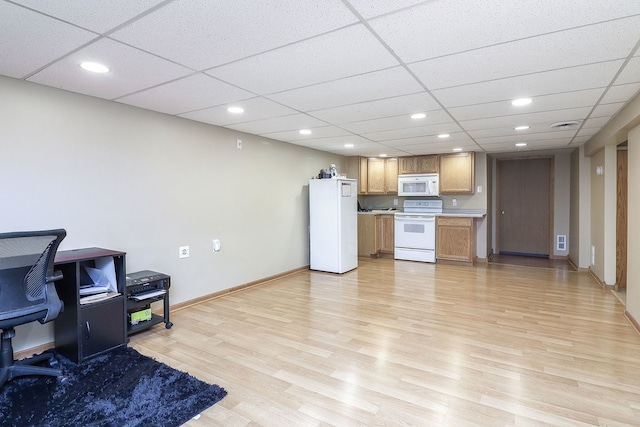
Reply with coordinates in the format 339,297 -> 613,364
2,0 -> 640,157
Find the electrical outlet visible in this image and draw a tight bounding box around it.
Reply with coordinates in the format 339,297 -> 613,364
236,139 -> 242,149
393,199 -> 398,206
452,198 -> 457,207
179,246 -> 190,258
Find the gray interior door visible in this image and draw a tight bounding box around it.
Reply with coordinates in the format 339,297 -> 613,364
497,158 -> 551,256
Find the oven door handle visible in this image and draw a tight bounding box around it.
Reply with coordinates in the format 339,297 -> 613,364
395,215 -> 436,222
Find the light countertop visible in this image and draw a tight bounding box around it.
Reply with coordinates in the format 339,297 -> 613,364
358,210 -> 486,218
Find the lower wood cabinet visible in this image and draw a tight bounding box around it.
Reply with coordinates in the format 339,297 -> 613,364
358,214 -> 376,256
376,214 -> 395,255
436,217 -> 475,265
358,214 -> 394,258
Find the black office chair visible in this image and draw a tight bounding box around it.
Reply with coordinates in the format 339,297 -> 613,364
0,229 -> 66,388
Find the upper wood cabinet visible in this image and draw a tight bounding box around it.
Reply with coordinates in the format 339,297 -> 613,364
367,158 -> 385,193
439,152 -> 475,194
385,158 -> 398,193
345,156 -> 398,194
416,155 -> 439,173
345,156 -> 368,194
367,157 -> 397,194
398,155 -> 439,174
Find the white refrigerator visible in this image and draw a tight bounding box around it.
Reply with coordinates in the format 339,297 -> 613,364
309,178 -> 358,274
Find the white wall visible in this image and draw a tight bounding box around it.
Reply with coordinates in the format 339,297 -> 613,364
627,126 -> 640,321
569,147 -> 591,269
589,146 -> 617,284
1,76 -> 344,351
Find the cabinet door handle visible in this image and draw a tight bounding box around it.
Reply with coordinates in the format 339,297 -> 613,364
85,321 -> 91,340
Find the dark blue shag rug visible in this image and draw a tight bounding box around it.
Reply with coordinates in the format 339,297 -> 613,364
0,346 -> 227,426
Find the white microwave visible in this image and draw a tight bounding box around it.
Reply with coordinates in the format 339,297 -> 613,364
398,174 -> 439,197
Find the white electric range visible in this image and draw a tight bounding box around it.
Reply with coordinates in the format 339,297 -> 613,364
394,199 -> 443,263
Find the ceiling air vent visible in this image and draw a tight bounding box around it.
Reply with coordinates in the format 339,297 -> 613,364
549,120 -> 581,129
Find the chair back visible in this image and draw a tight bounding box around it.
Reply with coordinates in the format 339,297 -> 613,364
0,229 -> 66,327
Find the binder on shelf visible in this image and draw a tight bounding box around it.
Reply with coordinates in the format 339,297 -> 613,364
79,257 -> 119,304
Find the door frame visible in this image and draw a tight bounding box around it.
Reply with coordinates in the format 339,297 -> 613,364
495,156 -> 555,257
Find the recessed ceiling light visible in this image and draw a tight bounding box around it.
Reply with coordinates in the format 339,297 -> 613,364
452,148 -> 463,152
511,98 -> 532,106
299,129 -> 312,135
379,154 -> 388,157
410,113 -> 426,119
514,125 -> 530,130
437,134 -> 450,139
515,142 -> 528,147
344,143 -> 354,148
226,106 -> 244,114
80,62 -> 109,73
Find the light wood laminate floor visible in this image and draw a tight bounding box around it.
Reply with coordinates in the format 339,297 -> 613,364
129,258 -> 640,426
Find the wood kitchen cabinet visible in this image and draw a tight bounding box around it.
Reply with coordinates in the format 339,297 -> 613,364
357,213 -> 394,258
367,158 -> 398,194
358,214 -> 376,256
398,155 -> 439,174
345,156 -> 368,194
376,214 -> 395,256
436,217 -> 475,265
439,152 -> 475,194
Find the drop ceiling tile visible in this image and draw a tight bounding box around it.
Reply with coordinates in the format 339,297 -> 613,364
225,114 -> 328,135
581,116 -> 613,130
179,97 -> 298,126
379,132 -> 473,147
361,122 -> 463,142
370,0 -> 640,63
409,16 -> 640,90
27,38 -> 193,100
389,140 -> 479,155
571,135 -> 592,145
288,135 -> 380,155
345,0 -> 425,18
0,2 -> 97,78
310,92 -> 440,124
575,127 -> 599,138
475,131 -> 578,145
117,74 -> 254,115
600,82 -> 640,104
459,107 -> 592,132
110,0 -> 358,70
590,102 -> 626,119
482,143 -> 567,153
12,0 -> 165,33
206,25 -> 398,95
468,125 -> 575,140
615,56 -> 640,85
261,126 -> 351,142
433,61 -> 623,108
269,67 -> 424,112
447,89 -> 604,122
341,109 -> 453,134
